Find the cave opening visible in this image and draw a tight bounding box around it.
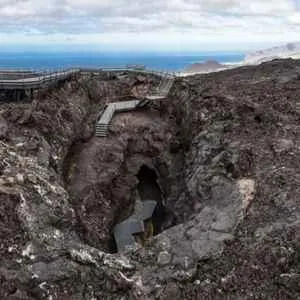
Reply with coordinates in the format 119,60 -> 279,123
111,165 -> 167,253
136,165 -> 166,236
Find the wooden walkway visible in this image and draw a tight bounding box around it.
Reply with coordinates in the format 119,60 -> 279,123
0,66 -> 176,137
0,69 -> 79,90
0,67 -> 177,90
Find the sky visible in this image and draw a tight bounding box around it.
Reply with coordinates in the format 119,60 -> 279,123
0,0 -> 300,52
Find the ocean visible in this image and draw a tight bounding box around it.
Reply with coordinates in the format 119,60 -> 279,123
0,51 -> 244,71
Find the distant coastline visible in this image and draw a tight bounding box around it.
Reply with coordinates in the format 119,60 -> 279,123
181,42 -> 300,76
2,44 -> 299,76
0,51 -> 245,72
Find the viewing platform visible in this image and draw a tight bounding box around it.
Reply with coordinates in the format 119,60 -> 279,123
0,69 -> 79,90
0,66 -> 177,95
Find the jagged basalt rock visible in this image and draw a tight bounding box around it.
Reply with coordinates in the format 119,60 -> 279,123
0,60 -> 299,299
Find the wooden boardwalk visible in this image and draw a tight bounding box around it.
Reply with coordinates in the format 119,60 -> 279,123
0,69 -> 79,90
0,66 -> 176,136
0,67 -> 177,90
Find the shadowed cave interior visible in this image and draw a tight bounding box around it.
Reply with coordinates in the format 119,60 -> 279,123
136,165 -> 166,236
110,165 -> 166,252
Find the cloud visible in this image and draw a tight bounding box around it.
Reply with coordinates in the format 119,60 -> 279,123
288,12 -> 300,23
0,0 -> 299,50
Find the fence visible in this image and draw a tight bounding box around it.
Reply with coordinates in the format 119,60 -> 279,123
0,66 -> 177,90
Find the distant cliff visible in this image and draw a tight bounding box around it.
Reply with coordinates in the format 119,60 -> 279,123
244,42 -> 300,64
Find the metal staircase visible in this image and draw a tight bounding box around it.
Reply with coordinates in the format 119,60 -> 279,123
0,69 -> 79,90
95,71 -> 176,137
136,73 -> 175,108
95,100 -> 140,137
151,74 -> 174,96
95,123 -> 110,137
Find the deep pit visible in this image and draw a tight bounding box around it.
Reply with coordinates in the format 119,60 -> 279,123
62,82 -> 177,253
1,61 -> 299,299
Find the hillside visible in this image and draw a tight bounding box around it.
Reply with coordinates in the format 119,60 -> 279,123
184,60 -> 228,74
0,59 -> 299,299
244,42 -> 300,64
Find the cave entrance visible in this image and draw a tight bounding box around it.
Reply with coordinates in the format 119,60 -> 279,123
137,165 -> 165,236
112,165 -> 166,252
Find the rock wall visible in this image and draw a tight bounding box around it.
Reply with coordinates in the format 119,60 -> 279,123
67,109 -> 176,252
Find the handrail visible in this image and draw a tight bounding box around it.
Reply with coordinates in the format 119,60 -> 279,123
0,70 -> 77,83
0,68 -> 79,89
0,66 -> 176,90
96,71 -> 175,135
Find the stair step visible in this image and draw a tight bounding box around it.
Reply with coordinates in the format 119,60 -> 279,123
95,121 -> 110,137
96,127 -> 109,130
96,124 -> 109,128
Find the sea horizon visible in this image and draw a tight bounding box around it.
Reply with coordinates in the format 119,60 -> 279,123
0,51 -> 245,72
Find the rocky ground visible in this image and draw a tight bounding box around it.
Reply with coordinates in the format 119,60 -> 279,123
0,59 -> 299,299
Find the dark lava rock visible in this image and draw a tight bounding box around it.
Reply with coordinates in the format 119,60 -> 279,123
0,60 -> 299,299
0,114 -> 8,139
